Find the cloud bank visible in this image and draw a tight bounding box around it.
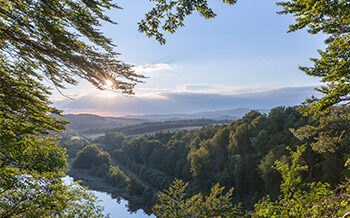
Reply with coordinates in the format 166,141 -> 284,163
133,63 -> 174,73
54,86 -> 318,117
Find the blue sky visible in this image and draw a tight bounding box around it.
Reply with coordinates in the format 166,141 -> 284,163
53,0 -> 325,116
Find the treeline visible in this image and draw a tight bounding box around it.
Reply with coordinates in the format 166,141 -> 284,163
62,114 -> 145,132
84,119 -> 229,136
63,106 -> 350,212
100,107 -> 349,208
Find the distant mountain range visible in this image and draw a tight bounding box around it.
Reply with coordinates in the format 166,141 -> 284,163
63,114 -> 146,132
124,108 -> 267,121
62,108 -> 268,138
54,86 -> 316,116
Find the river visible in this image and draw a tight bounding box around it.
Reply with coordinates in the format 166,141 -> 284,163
63,176 -> 155,218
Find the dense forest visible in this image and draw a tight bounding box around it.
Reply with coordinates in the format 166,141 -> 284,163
64,106 -> 350,215
60,115 -> 229,138
99,119 -> 230,136
1,0 -> 349,216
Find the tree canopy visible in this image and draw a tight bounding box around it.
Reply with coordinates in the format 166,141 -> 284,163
253,145 -> 350,217
84,106 -> 349,215
1,0 -> 349,216
276,0 -> 350,152
138,0 -> 238,44
276,0 -> 350,114
0,0 -> 143,216
0,0 -> 144,93
153,179 -> 242,217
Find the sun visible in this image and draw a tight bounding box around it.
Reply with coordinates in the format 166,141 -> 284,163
105,79 -> 113,88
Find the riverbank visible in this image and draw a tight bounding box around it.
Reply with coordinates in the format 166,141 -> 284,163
64,176 -> 154,218
68,169 -> 154,215
69,169 -> 125,197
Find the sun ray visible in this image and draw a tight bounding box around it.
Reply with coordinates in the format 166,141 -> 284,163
105,79 -> 113,88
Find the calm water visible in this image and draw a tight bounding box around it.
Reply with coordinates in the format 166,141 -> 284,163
63,176 -> 155,218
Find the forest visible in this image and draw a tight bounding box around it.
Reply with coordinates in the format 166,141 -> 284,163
0,0 -> 349,217
96,119 -> 229,136
64,106 -> 350,216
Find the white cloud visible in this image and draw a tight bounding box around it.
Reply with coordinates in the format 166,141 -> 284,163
133,63 -> 174,73
174,84 -> 274,95
173,83 -> 320,96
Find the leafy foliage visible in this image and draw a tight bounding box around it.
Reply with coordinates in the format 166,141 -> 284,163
0,0 -> 145,215
278,0 -> 350,105
0,61 -> 102,216
60,137 -> 88,158
277,0 -> 350,163
73,144 -> 110,169
0,0 -> 144,93
89,107 -> 350,210
103,132 -> 126,151
0,171 -> 104,217
153,179 -> 242,217
72,144 -> 128,187
127,176 -> 146,196
253,145 -> 350,217
138,0 -> 238,44
69,107 -> 350,215
292,107 -> 350,152
2,0 -> 347,216
299,35 -> 350,115
277,0 -> 349,37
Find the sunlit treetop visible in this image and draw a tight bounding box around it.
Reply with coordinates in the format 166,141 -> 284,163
0,0 -> 144,94
276,0 -> 350,152
277,0 -> 350,42
276,0 -> 350,115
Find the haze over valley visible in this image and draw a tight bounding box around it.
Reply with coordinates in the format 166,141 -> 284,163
54,86 -> 317,117
2,0 -> 349,217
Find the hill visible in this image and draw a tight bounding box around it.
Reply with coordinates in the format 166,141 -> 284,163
124,108 -> 260,121
61,108 -> 257,138
64,114 -> 145,131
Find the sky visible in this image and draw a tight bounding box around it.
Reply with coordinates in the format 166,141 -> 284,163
52,0 -> 326,116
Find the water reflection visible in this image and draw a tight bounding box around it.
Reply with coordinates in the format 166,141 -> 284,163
63,176 -> 155,218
